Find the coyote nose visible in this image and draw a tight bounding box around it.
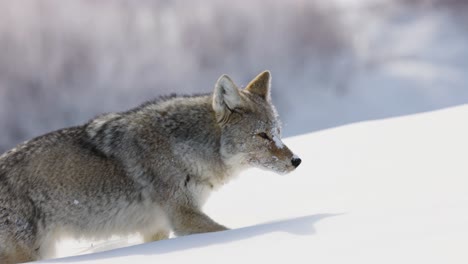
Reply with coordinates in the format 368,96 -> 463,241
291,157 -> 301,168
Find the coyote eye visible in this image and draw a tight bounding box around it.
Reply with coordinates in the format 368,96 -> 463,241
257,132 -> 271,141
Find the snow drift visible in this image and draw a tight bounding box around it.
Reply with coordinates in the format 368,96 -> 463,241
38,105 -> 468,264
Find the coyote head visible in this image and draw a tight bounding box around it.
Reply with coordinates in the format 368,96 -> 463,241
213,71 -> 301,174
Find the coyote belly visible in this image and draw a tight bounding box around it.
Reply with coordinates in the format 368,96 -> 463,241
0,71 -> 301,263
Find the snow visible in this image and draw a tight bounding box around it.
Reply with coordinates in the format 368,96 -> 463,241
271,134 -> 284,149
37,105 -> 468,264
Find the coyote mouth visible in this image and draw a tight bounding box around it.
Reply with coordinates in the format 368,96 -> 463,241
249,158 -> 295,175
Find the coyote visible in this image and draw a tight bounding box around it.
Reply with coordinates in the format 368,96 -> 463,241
0,71 -> 301,263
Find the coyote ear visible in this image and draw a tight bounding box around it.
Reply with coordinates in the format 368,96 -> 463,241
245,70 -> 271,100
213,74 -> 242,123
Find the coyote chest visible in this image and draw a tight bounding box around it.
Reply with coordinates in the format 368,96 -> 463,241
61,199 -> 171,241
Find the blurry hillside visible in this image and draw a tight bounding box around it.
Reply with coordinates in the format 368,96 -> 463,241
0,0 -> 467,152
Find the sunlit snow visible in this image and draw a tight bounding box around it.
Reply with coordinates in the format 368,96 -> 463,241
39,105 -> 468,264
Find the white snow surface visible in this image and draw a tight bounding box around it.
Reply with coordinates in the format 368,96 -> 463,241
38,105 -> 468,264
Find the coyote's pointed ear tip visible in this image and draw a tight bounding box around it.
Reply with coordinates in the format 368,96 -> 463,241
219,74 -> 232,79
217,74 -> 233,83
260,70 -> 271,78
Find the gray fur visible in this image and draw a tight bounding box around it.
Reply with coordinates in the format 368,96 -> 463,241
0,71 -> 300,263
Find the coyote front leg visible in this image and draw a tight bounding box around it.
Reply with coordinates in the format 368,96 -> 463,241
142,230 -> 170,243
168,205 -> 228,236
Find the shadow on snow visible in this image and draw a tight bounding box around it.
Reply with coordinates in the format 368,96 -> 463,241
42,213 -> 340,263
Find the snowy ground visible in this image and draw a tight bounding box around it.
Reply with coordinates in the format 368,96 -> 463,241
36,104 -> 468,264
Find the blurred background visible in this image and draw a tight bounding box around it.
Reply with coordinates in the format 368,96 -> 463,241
0,0 -> 467,153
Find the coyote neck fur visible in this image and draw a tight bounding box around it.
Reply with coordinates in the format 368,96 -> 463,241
86,94 -> 237,199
